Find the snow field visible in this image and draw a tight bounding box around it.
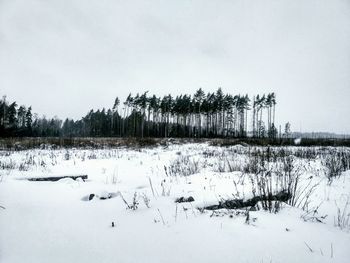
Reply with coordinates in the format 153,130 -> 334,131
0,143 -> 349,263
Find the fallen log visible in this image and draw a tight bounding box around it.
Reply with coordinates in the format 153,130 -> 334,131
203,191 -> 292,210
27,175 -> 88,182
175,196 -> 195,203
81,192 -> 119,201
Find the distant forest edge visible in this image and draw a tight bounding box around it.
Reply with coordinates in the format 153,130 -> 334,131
0,89 -> 348,141
1,89 -> 283,138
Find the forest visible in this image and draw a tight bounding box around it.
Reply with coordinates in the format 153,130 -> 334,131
0,88 -> 283,139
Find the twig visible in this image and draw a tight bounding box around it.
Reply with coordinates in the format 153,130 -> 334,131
157,208 -> 166,225
189,202 -> 197,217
304,242 -> 313,253
174,203 -> 178,222
183,206 -> 188,219
330,243 -> 333,258
119,193 -> 131,209
148,177 -> 156,197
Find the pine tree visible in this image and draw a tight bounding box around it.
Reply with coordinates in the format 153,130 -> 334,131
194,88 -> 205,137
25,107 -> 33,135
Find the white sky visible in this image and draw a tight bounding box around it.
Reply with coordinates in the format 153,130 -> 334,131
1,0 -> 350,133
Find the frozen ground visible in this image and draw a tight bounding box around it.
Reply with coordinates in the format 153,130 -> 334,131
0,143 -> 349,263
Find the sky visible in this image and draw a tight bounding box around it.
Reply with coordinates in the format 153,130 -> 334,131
0,0 -> 350,134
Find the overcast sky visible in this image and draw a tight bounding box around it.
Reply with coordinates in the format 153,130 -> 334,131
1,0 -> 350,133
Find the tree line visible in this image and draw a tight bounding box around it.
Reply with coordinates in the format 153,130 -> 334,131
0,89 -> 281,138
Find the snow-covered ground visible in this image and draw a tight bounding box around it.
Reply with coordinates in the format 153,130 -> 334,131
0,143 -> 349,263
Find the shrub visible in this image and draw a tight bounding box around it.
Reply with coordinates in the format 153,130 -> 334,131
165,155 -> 200,177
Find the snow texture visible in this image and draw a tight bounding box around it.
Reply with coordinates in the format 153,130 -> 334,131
0,143 -> 349,263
